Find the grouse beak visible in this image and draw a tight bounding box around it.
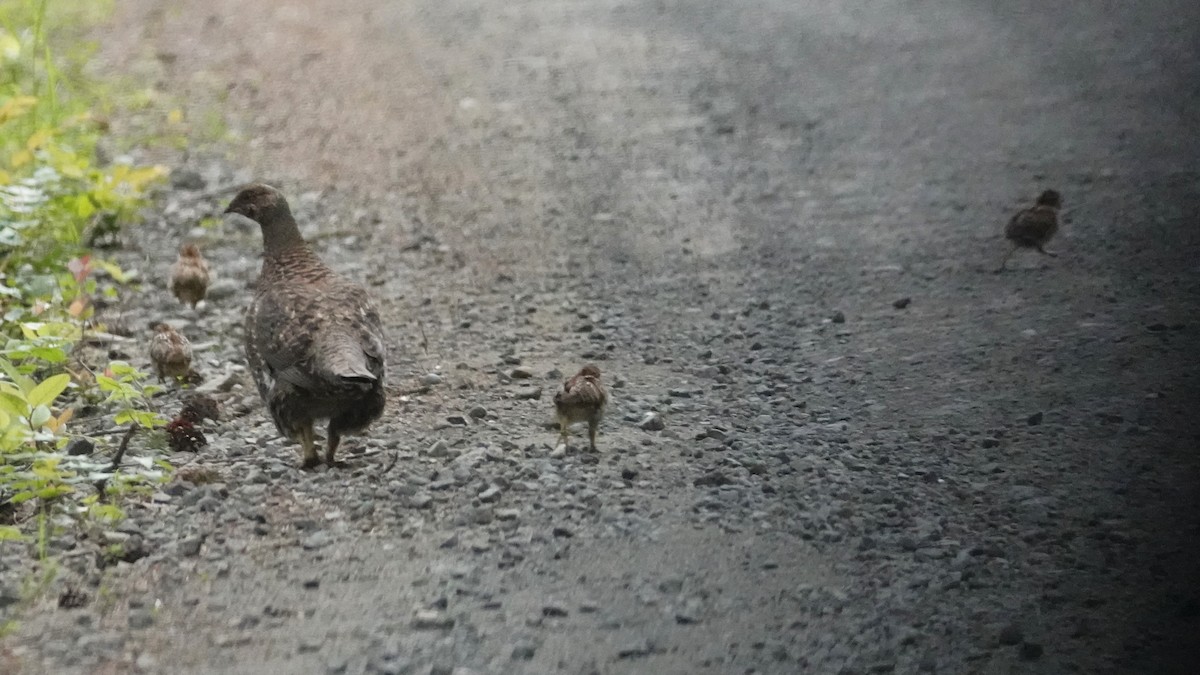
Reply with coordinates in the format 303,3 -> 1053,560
222,205 -> 235,215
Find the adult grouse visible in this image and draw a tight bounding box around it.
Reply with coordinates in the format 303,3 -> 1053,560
998,189 -> 1062,271
225,184 -> 386,468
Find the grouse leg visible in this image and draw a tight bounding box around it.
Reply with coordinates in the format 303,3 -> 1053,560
325,429 -> 341,466
587,418 -> 599,453
297,424 -> 320,469
995,244 -> 1019,272
556,417 -> 570,449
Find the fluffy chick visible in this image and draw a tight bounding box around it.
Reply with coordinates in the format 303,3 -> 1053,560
998,189 -> 1062,271
169,243 -> 211,308
148,322 -> 193,382
554,365 -> 608,452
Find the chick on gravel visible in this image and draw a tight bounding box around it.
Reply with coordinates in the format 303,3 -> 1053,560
554,365 -> 608,452
225,183 -> 387,469
169,243 -> 210,308
998,189 -> 1062,271
148,322 -> 192,383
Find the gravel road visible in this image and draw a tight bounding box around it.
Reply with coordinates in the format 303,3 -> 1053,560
4,0 -> 1199,673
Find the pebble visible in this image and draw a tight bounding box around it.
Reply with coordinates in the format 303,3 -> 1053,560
302,531 -> 333,550
511,641 -> 537,660
998,622 -> 1023,646
478,485 -> 502,503
128,610 -> 155,629
515,386 -> 542,400
411,609 -> 455,630
422,373 -> 443,386
468,406 -> 488,419
639,412 -> 665,431
178,535 -> 204,557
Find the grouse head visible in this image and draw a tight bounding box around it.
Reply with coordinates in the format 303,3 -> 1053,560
579,364 -> 602,379
1035,189 -> 1062,209
224,183 -> 304,254
178,243 -> 203,259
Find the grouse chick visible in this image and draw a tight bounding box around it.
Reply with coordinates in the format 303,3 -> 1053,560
554,365 -> 608,452
225,183 -> 387,469
169,243 -> 211,308
148,322 -> 193,382
998,189 -> 1062,271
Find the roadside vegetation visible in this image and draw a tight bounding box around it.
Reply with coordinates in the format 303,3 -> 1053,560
0,0 -> 175,553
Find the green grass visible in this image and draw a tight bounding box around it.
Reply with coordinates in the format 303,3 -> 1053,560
0,0 -> 171,544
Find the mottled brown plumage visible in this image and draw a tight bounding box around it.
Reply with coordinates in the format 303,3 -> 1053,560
148,322 -> 192,382
998,189 -> 1062,271
225,183 -> 386,469
169,243 -> 211,308
553,364 -> 608,451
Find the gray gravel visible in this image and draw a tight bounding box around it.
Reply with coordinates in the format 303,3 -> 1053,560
3,0 -> 1200,674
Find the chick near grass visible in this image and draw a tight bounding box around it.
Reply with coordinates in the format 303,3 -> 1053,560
169,243 -> 211,308
148,322 -> 192,382
554,365 -> 608,452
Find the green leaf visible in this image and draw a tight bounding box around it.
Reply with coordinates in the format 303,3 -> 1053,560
95,374 -> 120,392
29,404 -> 51,428
107,361 -> 136,377
0,391 -> 27,418
0,526 -> 26,542
27,346 -> 67,363
113,409 -> 134,425
36,485 -> 72,500
27,373 -> 70,407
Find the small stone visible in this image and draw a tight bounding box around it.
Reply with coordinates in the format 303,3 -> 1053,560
468,406 -> 488,419
980,437 -> 1000,448
66,438 -> 94,456
446,415 -> 468,426
552,526 -> 574,538
511,641 -> 537,660
1019,642 -> 1044,660
178,535 -> 204,557
831,311 -> 846,324
478,485 -> 502,503
298,638 -> 323,653
206,278 -> 240,300
514,386 -> 542,400
302,531 -> 333,550
510,368 -> 534,379
693,470 -> 731,487
998,623 -> 1023,646
428,440 -> 451,457
128,610 -> 155,629
639,412 -> 665,431
412,609 -> 455,630
892,297 -> 911,309
620,467 -> 639,480
495,508 -> 520,521
542,605 -> 568,618
1026,412 -> 1043,426
421,373 -> 443,386
170,168 -> 206,190
302,578 -> 320,589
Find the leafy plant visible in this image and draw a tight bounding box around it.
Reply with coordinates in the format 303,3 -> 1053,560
0,0 -> 174,541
